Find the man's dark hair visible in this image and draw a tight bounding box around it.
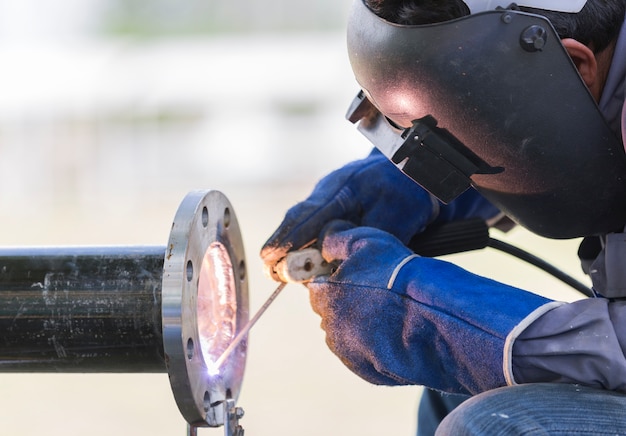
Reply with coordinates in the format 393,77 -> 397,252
365,0 -> 625,53
365,0 -> 469,25
523,2 -> 625,53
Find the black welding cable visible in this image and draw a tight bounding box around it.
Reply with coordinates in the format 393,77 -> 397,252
408,219 -> 594,298
487,237 -> 594,298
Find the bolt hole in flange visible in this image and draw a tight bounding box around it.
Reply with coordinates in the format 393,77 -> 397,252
186,260 -> 194,282
223,208 -> 231,228
203,391 -> 211,412
162,190 -> 249,428
238,260 -> 246,281
187,338 -> 194,360
202,206 -> 209,228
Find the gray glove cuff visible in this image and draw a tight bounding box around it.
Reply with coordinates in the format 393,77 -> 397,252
503,301 -> 565,386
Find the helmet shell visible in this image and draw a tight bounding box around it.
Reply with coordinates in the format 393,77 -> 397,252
347,0 -> 626,238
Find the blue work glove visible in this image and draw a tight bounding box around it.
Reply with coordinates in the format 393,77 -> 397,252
261,149 -> 436,269
308,221 -> 559,395
261,148 -> 500,271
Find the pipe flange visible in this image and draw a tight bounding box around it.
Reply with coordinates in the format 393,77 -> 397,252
162,190 -> 249,427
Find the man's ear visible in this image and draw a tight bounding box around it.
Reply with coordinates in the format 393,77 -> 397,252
561,38 -> 600,99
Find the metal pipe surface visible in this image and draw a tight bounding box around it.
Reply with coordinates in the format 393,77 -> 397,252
0,190 -> 250,431
0,246 -> 166,372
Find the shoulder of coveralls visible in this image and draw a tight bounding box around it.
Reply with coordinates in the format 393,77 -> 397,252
597,14 -> 626,143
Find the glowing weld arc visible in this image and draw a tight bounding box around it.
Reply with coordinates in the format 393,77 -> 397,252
208,282 -> 287,375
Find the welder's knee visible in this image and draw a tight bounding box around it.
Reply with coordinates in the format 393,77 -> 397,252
436,383 -> 626,436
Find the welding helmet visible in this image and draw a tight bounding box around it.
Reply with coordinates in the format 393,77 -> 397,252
346,0 -> 626,238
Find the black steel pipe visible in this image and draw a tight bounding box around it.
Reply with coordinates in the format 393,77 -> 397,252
0,190 -> 250,430
0,246 -> 166,372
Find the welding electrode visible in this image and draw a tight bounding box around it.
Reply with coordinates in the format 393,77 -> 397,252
210,282 -> 286,372
210,248 -> 332,372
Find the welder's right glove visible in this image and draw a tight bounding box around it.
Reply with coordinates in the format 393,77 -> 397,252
260,148 -> 500,273
308,221 -> 560,395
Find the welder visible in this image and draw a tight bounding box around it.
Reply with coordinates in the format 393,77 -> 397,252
261,0 -> 626,434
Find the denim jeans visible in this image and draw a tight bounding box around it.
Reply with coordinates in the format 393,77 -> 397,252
436,383 -> 626,435
417,389 -> 468,436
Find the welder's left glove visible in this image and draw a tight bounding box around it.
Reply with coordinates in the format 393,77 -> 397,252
260,149 -> 437,274
308,221 -> 561,395
260,148 -> 502,277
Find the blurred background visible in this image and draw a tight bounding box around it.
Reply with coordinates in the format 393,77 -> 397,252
0,1 -> 589,435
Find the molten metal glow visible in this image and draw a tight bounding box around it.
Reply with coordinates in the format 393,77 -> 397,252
197,242 -> 237,374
